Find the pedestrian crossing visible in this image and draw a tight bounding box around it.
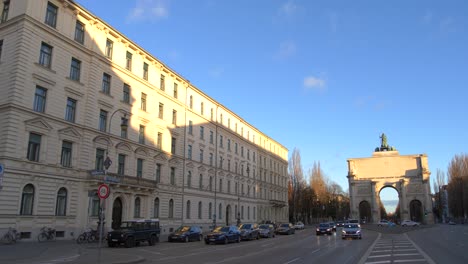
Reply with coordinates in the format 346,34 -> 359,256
361,234 -> 435,264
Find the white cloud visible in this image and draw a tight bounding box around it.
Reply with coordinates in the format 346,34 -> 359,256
274,41 -> 296,59
279,0 -> 298,17
304,76 -> 326,91
127,0 -> 169,23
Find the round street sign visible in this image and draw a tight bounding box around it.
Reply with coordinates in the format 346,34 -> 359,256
98,184 -> 110,199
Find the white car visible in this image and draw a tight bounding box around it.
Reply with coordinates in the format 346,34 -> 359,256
294,221 -> 305,230
401,220 -> 420,227
377,220 -> 388,226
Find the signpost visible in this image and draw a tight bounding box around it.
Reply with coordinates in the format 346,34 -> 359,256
97,184 -> 110,263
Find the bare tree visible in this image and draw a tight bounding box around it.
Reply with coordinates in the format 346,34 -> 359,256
288,148 -> 304,222
447,154 -> 468,220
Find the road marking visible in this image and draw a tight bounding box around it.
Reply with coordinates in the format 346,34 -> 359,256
37,254 -> 80,263
404,233 -> 436,264
372,250 -> 392,253
283,257 -> 301,264
364,261 -> 391,264
393,253 -> 420,256
358,233 -> 382,264
393,259 -> 427,263
261,242 -> 274,248
368,254 -> 391,258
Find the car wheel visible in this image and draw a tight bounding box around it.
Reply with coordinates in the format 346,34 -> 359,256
149,235 -> 157,246
125,237 -> 135,248
185,236 -> 189,243
359,236 -> 362,240
224,237 -> 228,244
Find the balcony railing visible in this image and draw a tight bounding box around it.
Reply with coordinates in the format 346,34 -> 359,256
87,171 -> 157,189
269,199 -> 287,208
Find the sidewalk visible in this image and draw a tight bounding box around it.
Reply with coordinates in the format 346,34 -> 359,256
0,239 -> 145,264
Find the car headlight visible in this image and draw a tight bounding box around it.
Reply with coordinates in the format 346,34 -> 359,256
356,230 -> 361,233
327,228 -> 331,231
316,228 -> 319,231
121,234 -> 124,237
342,230 -> 346,234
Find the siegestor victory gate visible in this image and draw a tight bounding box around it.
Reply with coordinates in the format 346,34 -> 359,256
347,135 -> 434,224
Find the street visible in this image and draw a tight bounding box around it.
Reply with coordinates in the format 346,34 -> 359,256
1,224 -> 467,264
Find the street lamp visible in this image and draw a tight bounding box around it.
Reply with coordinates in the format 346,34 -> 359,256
105,109 -> 130,168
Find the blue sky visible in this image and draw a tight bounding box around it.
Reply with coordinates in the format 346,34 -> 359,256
76,0 -> 468,201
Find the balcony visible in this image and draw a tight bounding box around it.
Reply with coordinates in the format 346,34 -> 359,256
87,170 -> 157,190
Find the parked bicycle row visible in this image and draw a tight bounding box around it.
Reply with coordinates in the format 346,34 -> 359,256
1,226 -> 56,244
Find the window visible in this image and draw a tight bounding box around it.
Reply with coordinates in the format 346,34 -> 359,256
65,98 -> 76,122
90,192 -> 100,217
33,86 -> 47,113
169,199 -> 174,218
45,2 -> 58,28
199,174 -> 203,189
227,180 -> 231,193
27,133 -> 41,162
235,143 -> 238,154
198,201 -> 202,219
158,103 -> 164,119
123,84 -> 130,104
102,73 -> 111,94
172,110 -> 177,125
74,21 -> 85,44
199,149 -> 204,163
143,62 -> 148,80
55,188 -> 67,216
99,110 -> 107,132
126,51 -> 132,70
218,204 -> 222,220
155,164 -> 161,183
160,74 -> 165,91
157,133 -> 162,149
247,206 -> 250,219
189,95 -> 193,109
137,158 -> 143,178
219,135 -> 223,148
241,206 -> 244,219
200,126 -> 204,140
153,198 -> 159,218
139,125 -> 145,144
241,146 -> 244,157
209,176 -> 213,191
171,137 -> 176,154
0,39 -> 3,61
141,93 -> 147,111
1,1 -> 9,23
220,114 -> 223,125
170,167 -> 175,185
95,148 -> 105,170
70,58 -> 81,81
209,153 -> 213,166
134,197 -> 141,218
186,200 -> 191,219
208,202 -> 212,219
209,131 -> 214,144
200,102 -> 204,115
211,108 -> 214,120
219,179 -> 223,192
20,184 -> 34,215
60,141 -> 72,167
188,120 -> 193,135
39,42 -> 52,68
173,83 -> 178,98
121,117 -> 128,139
227,139 -> 231,151
117,154 -> 125,175
187,145 -> 192,160
105,39 -> 113,59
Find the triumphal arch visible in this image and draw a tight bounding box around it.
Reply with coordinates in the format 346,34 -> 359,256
347,134 -> 434,224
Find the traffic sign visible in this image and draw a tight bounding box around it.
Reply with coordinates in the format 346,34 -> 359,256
98,184 -> 110,199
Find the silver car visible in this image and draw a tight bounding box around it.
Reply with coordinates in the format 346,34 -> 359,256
342,223 -> 362,239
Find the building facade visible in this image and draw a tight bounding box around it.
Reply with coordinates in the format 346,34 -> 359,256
0,0 -> 288,240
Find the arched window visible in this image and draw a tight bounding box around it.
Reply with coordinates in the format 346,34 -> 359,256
153,198 -> 159,218
134,197 -> 141,218
55,187 -> 67,216
218,203 -> 222,219
186,200 -> 191,219
198,201 -> 202,219
187,171 -> 192,188
208,202 -> 212,219
20,184 -> 34,215
169,199 -> 174,218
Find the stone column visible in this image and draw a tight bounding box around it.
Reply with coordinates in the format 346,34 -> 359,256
371,181 -> 378,223
399,179 -> 408,221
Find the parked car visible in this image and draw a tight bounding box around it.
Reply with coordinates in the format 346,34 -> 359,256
107,219 -> 160,248
168,225 -> 203,242
204,226 -> 241,244
276,223 -> 295,235
448,221 -> 457,225
328,222 -> 337,231
378,220 -> 389,226
239,223 -> 260,240
294,221 -> 305,230
316,223 -> 333,236
258,224 -> 275,238
401,220 -> 420,227
342,223 -> 362,239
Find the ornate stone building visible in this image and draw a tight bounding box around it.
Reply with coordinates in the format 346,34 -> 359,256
0,0 -> 288,240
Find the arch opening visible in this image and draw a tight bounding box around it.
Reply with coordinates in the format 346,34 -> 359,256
379,186 -> 400,222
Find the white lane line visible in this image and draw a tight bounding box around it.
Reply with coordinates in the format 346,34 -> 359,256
393,259 -> 427,263
364,261 -> 391,264
368,254 -> 391,258
393,253 -> 421,256
404,233 -> 436,264
393,249 -> 417,252
283,257 -> 301,264
261,242 -> 274,248
372,250 -> 392,253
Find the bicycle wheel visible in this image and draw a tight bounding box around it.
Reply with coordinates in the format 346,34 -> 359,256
77,234 -> 85,244
4,234 -> 13,244
88,234 -> 96,243
38,233 -> 47,242
50,233 -> 56,241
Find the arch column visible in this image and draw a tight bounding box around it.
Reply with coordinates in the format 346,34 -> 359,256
399,180 -> 408,220
371,181 -> 378,223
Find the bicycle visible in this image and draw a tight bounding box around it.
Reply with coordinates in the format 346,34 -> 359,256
37,226 -> 56,242
1,227 -> 20,244
76,228 -> 97,244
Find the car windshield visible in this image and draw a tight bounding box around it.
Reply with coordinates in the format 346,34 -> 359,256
240,224 -> 252,229
319,223 -> 329,228
345,224 -> 359,228
259,224 -> 269,229
280,224 -> 289,227
176,226 -> 190,232
118,222 -> 136,230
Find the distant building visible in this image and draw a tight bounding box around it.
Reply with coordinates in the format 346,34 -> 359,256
0,0 -> 288,240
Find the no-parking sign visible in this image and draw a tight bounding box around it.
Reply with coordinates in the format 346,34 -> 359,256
98,184 -> 110,199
